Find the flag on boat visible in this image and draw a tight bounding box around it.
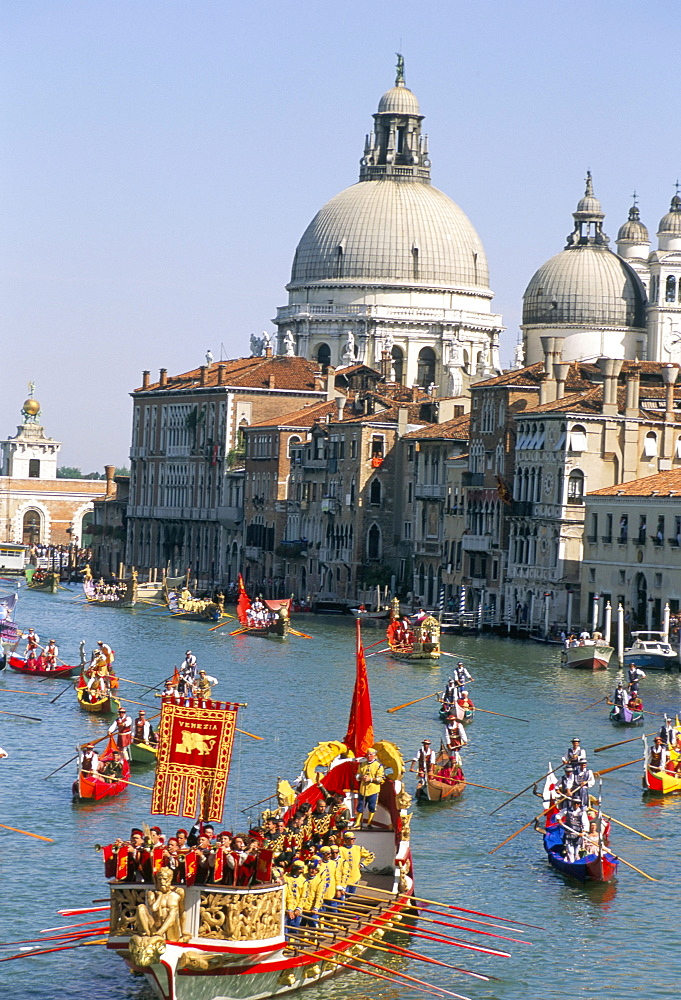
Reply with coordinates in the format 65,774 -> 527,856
236,573 -> 251,625
151,697 -> 240,821
344,620 -> 374,756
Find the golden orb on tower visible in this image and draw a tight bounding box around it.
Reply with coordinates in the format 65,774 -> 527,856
23,398 -> 40,416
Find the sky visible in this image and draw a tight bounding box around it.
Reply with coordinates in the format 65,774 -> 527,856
1,1 -> 679,469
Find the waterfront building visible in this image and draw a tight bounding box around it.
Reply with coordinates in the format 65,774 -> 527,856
273,60 -> 504,395
583,469 -> 681,629
90,468 -> 129,577
0,391 -> 105,547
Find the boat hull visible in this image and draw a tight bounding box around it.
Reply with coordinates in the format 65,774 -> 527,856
76,686 -> 120,714
8,655 -> 79,678
643,766 -> 681,794
546,849 -> 618,882
26,573 -> 59,593
562,643 -> 613,670
129,740 -> 158,764
609,707 -> 644,726
77,761 -> 130,801
389,644 -> 440,663
623,652 -> 678,671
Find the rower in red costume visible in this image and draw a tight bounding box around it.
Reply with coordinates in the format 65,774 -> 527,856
108,707 -> 133,758
25,628 -> 41,661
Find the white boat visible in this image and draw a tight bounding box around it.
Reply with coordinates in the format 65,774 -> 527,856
624,631 -> 678,671
561,641 -> 614,670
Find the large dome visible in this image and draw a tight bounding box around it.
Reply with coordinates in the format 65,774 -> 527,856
289,180 -> 490,291
523,246 -> 646,328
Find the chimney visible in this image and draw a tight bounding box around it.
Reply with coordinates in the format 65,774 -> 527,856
538,372 -> 550,405
104,464 -> 116,497
268,374 -> 276,389
397,406 -> 409,438
596,358 -> 623,415
159,368 -> 168,387
662,363 -> 679,422
200,365 -> 207,386
264,346 -> 273,359
326,366 -> 336,402
539,336 -> 563,404
142,370 -> 150,389
335,395 -> 347,420
410,385 -> 420,401
625,363 -> 641,416
554,362 -> 571,400
217,365 -> 226,385
380,349 -> 391,380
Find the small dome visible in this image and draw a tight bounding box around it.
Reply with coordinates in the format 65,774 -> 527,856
377,84 -> 420,116
658,194 -> 681,236
23,398 -> 40,416
523,246 -> 646,329
574,171 -> 603,219
617,204 -> 649,244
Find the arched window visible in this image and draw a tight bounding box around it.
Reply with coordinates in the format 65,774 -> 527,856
287,435 -> 301,458
567,469 -> 585,505
644,431 -> 658,457
369,478 -> 382,506
417,347 -> 436,389
316,343 -> 331,371
367,523 -> 381,560
22,510 -> 41,546
391,346 -> 404,384
569,424 -> 587,452
666,275 -> 677,302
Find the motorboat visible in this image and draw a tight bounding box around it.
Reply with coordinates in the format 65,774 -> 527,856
624,632 -> 678,671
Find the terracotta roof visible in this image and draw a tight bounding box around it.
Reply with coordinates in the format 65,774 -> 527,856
589,469 -> 681,498
135,355 -> 323,393
246,400 -> 338,430
471,363 -> 545,388
522,387 -> 604,415
402,414 -> 470,440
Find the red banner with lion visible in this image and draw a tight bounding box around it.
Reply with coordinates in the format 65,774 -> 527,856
151,697 -> 240,821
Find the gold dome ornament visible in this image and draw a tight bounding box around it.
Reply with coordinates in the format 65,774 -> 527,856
23,398 -> 40,416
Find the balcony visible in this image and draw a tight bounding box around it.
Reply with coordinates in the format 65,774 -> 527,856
216,505 -> 243,527
462,472 -> 485,487
461,535 -> 493,552
511,500 -> 534,517
414,483 -> 447,500
601,535 -> 613,544
414,540 -> 442,556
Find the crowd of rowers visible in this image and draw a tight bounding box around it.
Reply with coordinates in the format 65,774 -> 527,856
647,717 -> 681,773
387,608 -> 439,646
606,664 -> 646,719
23,629 -> 61,668
535,737 -> 608,863
103,795 -> 376,931
244,598 -> 287,628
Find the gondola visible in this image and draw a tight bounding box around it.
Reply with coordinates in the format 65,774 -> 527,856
8,653 -> 80,679
438,697 -> 474,724
75,736 -> 129,802
234,573 -> 291,638
415,745 -> 465,803
642,736 -> 681,794
386,614 -> 441,663
129,739 -> 158,764
609,705 -> 644,726
542,822 -> 618,882
26,569 -> 59,593
76,684 -> 120,715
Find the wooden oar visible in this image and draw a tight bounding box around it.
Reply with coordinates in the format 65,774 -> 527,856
489,812 -> 548,854
0,938 -> 106,963
601,813 -> 654,841
50,683 -> 74,704
611,853 -> 659,881
207,619 -> 235,632
366,647 -> 390,656
0,709 -> 41,722
489,769 -> 556,816
116,777 -> 154,792
578,695 -> 608,713
456,777 -> 511,793
594,731 -> 658,753
0,687 -> 50,697
117,696 -> 157,709
288,627 -> 313,639
473,707 -> 530,723
227,626 -> 253,636
235,727 -> 263,741
0,823 -> 54,842
387,692 -> 439,713
594,757 -> 644,776
364,885 -> 544,929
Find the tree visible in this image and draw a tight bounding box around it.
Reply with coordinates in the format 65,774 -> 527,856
115,466 -> 130,477
57,467 -> 82,479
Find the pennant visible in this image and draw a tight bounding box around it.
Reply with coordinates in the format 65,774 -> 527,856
236,573 -> 251,625
102,844 -> 117,879
151,846 -> 165,873
151,697 -> 239,822
214,847 -> 225,883
184,850 -> 198,886
256,848 -> 274,884
115,847 -> 129,882
344,620 -> 374,756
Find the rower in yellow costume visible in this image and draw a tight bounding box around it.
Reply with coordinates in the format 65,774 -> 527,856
354,747 -> 385,829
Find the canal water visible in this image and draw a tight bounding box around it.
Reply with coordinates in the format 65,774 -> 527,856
1,586 -> 680,1000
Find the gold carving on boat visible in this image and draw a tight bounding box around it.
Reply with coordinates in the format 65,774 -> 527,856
136,868 -> 187,941
110,887 -> 147,936
198,889 -> 282,940
127,934 -> 166,967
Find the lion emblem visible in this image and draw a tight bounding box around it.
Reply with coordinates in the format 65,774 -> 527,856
174,732 -> 217,754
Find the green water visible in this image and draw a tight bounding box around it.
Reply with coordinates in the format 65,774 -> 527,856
1,587 -> 680,1000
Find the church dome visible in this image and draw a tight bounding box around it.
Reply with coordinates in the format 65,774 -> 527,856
290,180 -> 489,290
658,193 -> 681,236
617,203 -> 649,244
377,83 -> 420,116
523,246 -> 646,328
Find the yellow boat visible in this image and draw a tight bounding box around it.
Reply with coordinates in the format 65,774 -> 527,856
76,685 -> 121,715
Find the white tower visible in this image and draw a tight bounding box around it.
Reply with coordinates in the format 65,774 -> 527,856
1,390 -> 61,479
647,189 -> 681,362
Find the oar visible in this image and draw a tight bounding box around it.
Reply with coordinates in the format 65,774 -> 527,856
455,777 -> 511,793
387,692 -> 439,713
440,651 -> 478,660
117,697 -> 157,709
0,823 -> 54,842
207,619 -> 235,632
489,812 -> 548,854
288,628 -> 313,639
239,793 -> 277,813
0,687 -> 50,697
235,727 -> 263,741
601,813 -> 654,841
341,900 -> 529,945
366,648 -> 390,656
489,768 -> 556,816
115,777 -> 154,792
50,683 -> 74,704
364,885 -> 544,929
0,938 -> 106,963
594,757 -> 644,776
227,626 -> 253,636
611,853 -> 659,882
473,707 -> 530,723
594,731 -> 658,753
0,709 -> 41,722
578,695 -> 609,713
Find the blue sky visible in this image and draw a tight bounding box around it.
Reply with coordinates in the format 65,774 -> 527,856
1,1 -> 678,468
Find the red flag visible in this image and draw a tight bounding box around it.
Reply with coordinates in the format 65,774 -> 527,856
236,573 -> 251,626
102,844 -> 117,879
256,848 -> 274,884
115,847 -> 129,882
184,850 -> 198,885
344,620 -> 374,756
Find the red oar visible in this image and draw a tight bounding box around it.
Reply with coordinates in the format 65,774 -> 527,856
288,627 -> 313,639
0,937 -> 105,963
57,905 -> 109,916
397,924 -> 510,957
368,885 -> 544,930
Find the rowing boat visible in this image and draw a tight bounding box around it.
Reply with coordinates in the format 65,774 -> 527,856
76,684 -> 120,715
386,615 -> 440,663
129,739 -> 158,764
26,569 -> 59,593
560,641 -> 613,670
609,705 -> 644,726
8,653 -> 80,679
642,736 -> 681,793
415,746 -> 465,803
438,698 -> 474,724
233,573 -> 291,638
75,736 -> 130,802
542,821 -> 618,882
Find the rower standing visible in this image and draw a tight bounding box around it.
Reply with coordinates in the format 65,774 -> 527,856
411,739 -> 436,780
133,710 -> 157,746
659,716 -> 676,746
627,664 -> 646,692
44,639 -> 59,670
562,737 -> 587,768
109,707 -> 133,759
97,640 -> 115,668
559,800 -> 588,862
25,628 -> 40,661
444,713 -> 468,751
608,682 -> 629,719
453,661 -> 473,690
648,735 -> 667,771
